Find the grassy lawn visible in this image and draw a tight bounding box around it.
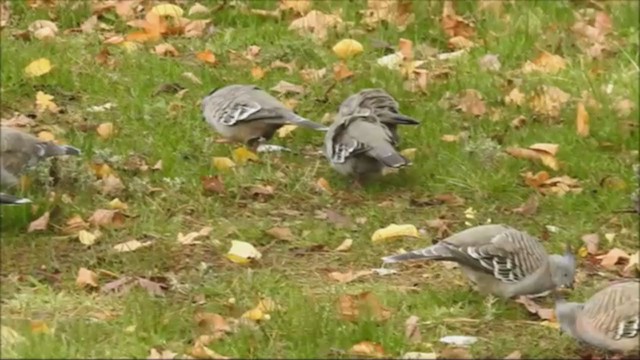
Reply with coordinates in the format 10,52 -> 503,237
1,0 -> 638,358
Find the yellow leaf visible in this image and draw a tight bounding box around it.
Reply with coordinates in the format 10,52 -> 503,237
78,230 -> 98,246
332,39 -> 364,59
400,148 -> 416,160
24,58 -> 52,78
576,102 -> 589,137
277,124 -> 298,138
91,163 -> 113,179
441,134 -> 460,142
30,320 -> 51,334
334,238 -> 353,252
212,157 -> 236,171
225,240 -> 262,264
35,91 -> 59,113
96,122 -> 114,139
37,131 -> 55,142
120,41 -> 140,52
241,308 -> 265,321
232,147 -> 259,165
251,66 -> 266,80
108,198 -> 128,210
529,143 -> 559,156
577,246 -> 589,258
371,224 -> 419,243
150,3 -> 184,17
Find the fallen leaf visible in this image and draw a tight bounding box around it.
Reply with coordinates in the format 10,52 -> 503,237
88,209 -> 125,228
348,341 -> 385,358
270,80 -> 305,96
504,87 -> 525,107
333,61 -> 354,81
439,346 -> 472,359
328,270 -> 373,283
623,251 -> 639,275
337,291 -> 391,322
29,19 -> 58,40
265,226 -> 295,242
334,238 -> 353,252
581,234 -> 600,255
76,267 -> 99,288
35,91 -> 59,113
439,335 -> 478,347
182,72 -> 203,85
596,248 -> 630,269
150,3 -> 184,18
478,53 -> 501,72
154,43 -> 179,57
613,98 -> 634,118
512,194 -> 539,216
401,352 -> 437,359
148,348 -> 178,360
279,0 -> 312,14
361,0 -> 414,31
400,148 -> 416,160
30,320 -> 50,334
371,224 -> 419,243
113,239 -> 152,253
276,124 -> 298,138
314,177 -> 333,194
241,297 -> 277,321
96,122 -> 114,139
188,3 -> 210,16
98,174 -> 125,196
456,89 -> 486,116
184,19 -> 211,38
332,38 -> 364,59
232,147 -> 259,164
1,325 -> 25,346
24,57 -> 52,77
515,296 -> 556,321
195,312 -> 231,340
62,215 -> 90,234
177,226 -> 213,245
37,131 -> 55,141
226,240 -> 262,264
530,85 -> 571,118
441,1 -> 475,38
405,315 -> 421,344
251,66 -> 266,80
137,277 -> 166,297
28,211 -> 50,232
212,157 -> 236,171
196,50 -> 217,65
505,146 -> 559,171
78,229 -> 99,246
288,10 -> 343,43
522,51 -> 567,74
201,175 -> 226,195
504,350 -> 522,359
441,134 -> 461,143
576,102 -> 590,137
448,36 -> 475,50
190,343 -> 229,359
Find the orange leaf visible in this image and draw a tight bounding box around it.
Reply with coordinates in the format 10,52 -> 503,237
576,102 -> 590,137
196,50 -> 217,65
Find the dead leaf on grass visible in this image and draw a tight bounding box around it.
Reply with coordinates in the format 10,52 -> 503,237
28,211 -> 50,232
581,233 -> 600,255
195,312 -> 232,340
328,270 -> 373,283
515,296 -> 556,321
404,315 -> 421,344
596,248 -> 630,269
88,209 -> 125,228
337,291 -> 392,322
147,348 -> 178,360
113,239 -> 152,253
348,341 -> 386,358
265,226 -> 295,242
201,175 -> 226,195
76,267 -> 99,288
576,102 -> 590,137
371,224 -> 419,243
178,226 -> 213,245
334,238 -> 353,252
512,194 -> 539,216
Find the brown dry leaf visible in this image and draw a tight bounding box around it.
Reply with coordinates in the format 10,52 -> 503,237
288,10 -> 343,43
576,102 -> 590,137
28,211 -> 50,233
98,174 -> 125,196
30,320 -> 50,334
314,177 -> 332,194
522,51 -> 567,74
80,15 -> 99,33
270,80 -> 305,96
348,341 -> 386,358
337,291 -> 392,322
88,209 -> 125,228
529,85 -> 571,118
147,348 -> 178,360
137,278 -> 166,296
333,61 -> 354,81
623,251 -> 639,275
279,0 -> 313,15
439,347 -> 472,359
1,113 -> 35,128
361,0 -> 414,31
62,215 -> 90,234
613,98 -> 634,118
76,267 -> 99,288
425,218 -> 452,238
177,226 -> 213,245
251,66 -> 266,80
448,36 -> 475,50
29,19 -> 58,40
478,53 -> 501,72
196,50 -> 217,65
201,175 -> 225,195
300,67 -> 327,82
404,315 -> 422,344
113,239 -> 152,253
504,87 -> 525,106
270,60 -> 297,74
154,43 -> 179,57
188,3 -> 210,16
596,248 -> 630,269
195,312 -> 232,340
529,143 -> 559,156
456,89 -> 486,116
96,122 -> 114,139
512,194 -> 539,216
265,226 -> 295,242
328,270 -> 373,283
334,238 -> 353,252
190,343 -> 229,359
248,184 -> 275,197
504,350 -> 522,360
441,0 -> 475,38
515,296 -> 556,321
581,233 -> 600,255
0,2 -> 10,28
505,146 -> 558,170
184,19 -> 211,38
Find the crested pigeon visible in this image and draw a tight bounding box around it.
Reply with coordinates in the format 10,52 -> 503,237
201,84 -> 327,149
555,280 -> 639,353
324,107 -> 409,180
1,126 -> 81,188
338,88 -> 419,143
0,193 -> 31,205
382,224 -> 577,298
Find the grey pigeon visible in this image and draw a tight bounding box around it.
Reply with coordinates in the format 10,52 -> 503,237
0,193 -> 31,205
555,280 -> 639,353
382,224 -> 576,298
1,126 -> 81,188
338,88 -> 419,143
324,107 -> 409,180
201,84 -> 327,148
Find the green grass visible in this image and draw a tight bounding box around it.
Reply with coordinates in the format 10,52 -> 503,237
1,0 -> 638,358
